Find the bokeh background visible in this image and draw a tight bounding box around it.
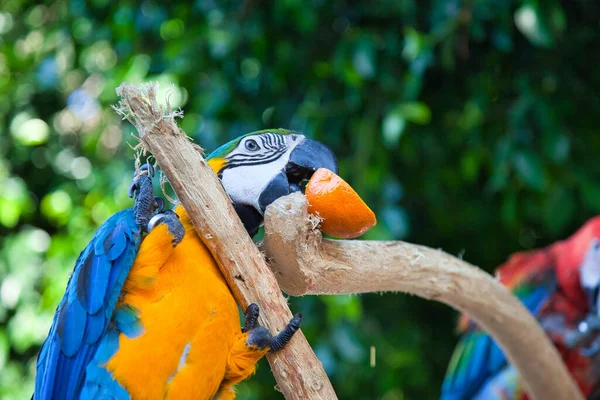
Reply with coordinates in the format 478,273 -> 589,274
1,1 -> 600,399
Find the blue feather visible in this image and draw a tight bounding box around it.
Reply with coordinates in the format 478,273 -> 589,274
107,226 -> 128,261
81,254 -> 110,315
34,209 -> 141,400
104,240 -> 139,321
441,332 -> 493,400
83,311 -> 106,345
104,254 -> 126,307
81,364 -> 131,400
36,334 -> 59,400
487,340 -> 505,373
58,298 -> 87,357
93,326 -> 120,364
114,305 -> 144,339
80,327 -> 131,400
467,334 -> 489,384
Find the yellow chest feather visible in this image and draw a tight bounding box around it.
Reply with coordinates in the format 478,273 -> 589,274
105,218 -> 241,399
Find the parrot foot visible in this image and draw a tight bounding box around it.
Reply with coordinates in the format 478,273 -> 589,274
270,314 -> 302,352
243,304 -> 302,353
581,336 -> 600,357
564,314 -> 600,356
242,303 -> 260,333
130,162 -> 162,232
147,209 -> 185,246
128,163 -> 155,198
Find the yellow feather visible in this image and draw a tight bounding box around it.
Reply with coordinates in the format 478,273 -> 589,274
208,158 -> 226,174
106,205 -> 263,399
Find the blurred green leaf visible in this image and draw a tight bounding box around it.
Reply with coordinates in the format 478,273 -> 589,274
383,102 -> 430,148
542,187 -> 574,234
542,133 -> 570,164
40,190 -> 73,225
402,28 -> 425,62
580,175 -> 600,214
513,150 -> 547,190
353,37 -> 376,79
397,102 -> 431,125
515,3 -> 553,48
382,113 -> 406,148
0,329 -> 8,371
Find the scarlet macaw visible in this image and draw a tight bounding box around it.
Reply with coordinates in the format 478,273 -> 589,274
441,217 -> 600,399
34,130 -> 337,399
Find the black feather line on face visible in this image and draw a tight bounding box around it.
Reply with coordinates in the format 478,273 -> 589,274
263,134 -> 272,148
221,134 -> 288,171
227,147 -> 286,163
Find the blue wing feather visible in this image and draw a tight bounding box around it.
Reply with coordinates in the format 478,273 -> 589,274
83,311 -> 106,345
81,327 -> 131,400
34,209 -> 141,400
58,298 -> 87,357
107,224 -> 128,260
441,274 -> 556,400
81,254 -> 110,315
91,327 -> 120,365
113,305 -> 144,339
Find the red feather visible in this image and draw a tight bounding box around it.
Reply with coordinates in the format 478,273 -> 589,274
449,216 -> 600,399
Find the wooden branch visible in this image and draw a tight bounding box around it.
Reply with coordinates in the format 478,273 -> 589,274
115,83 -> 337,399
261,193 -> 584,400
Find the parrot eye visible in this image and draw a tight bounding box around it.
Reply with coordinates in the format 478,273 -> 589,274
245,139 -> 260,152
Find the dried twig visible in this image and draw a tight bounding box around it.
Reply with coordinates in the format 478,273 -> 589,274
260,193 -> 584,400
114,83 -> 336,399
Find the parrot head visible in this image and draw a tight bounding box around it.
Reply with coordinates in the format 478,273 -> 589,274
580,238 -> 600,315
579,238 -> 600,314
206,129 -> 338,236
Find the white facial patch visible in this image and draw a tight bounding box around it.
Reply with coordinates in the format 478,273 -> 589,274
220,134 -> 304,213
580,238 -> 600,290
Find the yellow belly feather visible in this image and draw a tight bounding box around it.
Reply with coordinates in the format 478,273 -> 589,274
105,206 -> 258,400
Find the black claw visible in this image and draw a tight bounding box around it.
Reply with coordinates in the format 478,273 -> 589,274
154,197 -> 165,213
129,162 -> 155,199
147,210 -> 185,246
564,314 -> 600,353
243,304 -> 260,333
270,313 -> 302,353
581,336 -> 600,357
128,181 -> 137,199
139,162 -> 155,178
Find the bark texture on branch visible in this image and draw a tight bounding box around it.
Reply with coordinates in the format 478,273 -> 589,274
115,83 -> 336,399
261,193 -> 584,400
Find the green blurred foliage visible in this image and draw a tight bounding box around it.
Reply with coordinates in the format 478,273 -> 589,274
1,0 -> 599,399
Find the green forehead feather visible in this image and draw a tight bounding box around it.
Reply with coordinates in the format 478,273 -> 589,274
207,128 -> 296,160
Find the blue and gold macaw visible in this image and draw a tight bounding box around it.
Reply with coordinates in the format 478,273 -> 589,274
34,129 -> 337,400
